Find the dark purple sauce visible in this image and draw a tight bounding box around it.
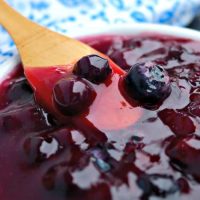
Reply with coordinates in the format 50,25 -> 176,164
1,34 -> 200,199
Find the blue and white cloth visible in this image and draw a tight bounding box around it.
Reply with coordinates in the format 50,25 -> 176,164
0,0 -> 200,69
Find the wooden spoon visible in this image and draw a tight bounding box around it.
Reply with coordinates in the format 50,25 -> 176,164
0,0 -> 102,67
0,0 -> 142,130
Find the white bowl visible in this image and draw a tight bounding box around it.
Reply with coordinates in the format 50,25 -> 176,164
1,23 -> 200,83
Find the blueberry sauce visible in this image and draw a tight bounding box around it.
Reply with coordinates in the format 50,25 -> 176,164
1,34 -> 200,199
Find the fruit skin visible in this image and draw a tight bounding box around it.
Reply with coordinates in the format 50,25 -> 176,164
73,54 -> 112,84
52,76 -> 96,116
124,62 -> 171,104
109,49 -> 131,71
158,109 -> 195,136
137,174 -> 179,198
166,135 -> 200,182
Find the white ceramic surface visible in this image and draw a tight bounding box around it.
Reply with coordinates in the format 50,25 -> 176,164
1,23 -> 200,83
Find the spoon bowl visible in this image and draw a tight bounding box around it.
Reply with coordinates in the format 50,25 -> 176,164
0,0 -> 141,130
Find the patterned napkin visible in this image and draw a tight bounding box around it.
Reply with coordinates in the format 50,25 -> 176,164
0,0 -> 200,69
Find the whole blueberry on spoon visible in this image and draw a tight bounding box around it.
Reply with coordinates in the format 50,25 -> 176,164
73,54 -> 112,84
53,77 -> 96,115
124,62 -> 171,105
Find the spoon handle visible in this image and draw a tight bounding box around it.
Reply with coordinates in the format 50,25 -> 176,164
0,0 -> 44,47
0,0 -> 95,67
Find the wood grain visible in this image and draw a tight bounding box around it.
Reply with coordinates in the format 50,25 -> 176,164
0,0 -> 97,67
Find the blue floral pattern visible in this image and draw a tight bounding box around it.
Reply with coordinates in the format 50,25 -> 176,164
0,0 -> 200,69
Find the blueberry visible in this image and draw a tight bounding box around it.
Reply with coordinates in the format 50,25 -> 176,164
109,49 -> 131,71
90,146 -> 111,172
137,174 -> 179,198
23,135 -> 60,164
166,135 -> 200,182
73,54 -> 112,84
158,109 -> 195,136
43,164 -> 81,195
53,76 -> 96,116
43,164 -> 111,198
124,62 -> 171,104
7,78 -> 33,104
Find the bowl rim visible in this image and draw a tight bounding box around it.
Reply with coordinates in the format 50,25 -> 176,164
70,23 -> 200,39
1,23 -> 200,82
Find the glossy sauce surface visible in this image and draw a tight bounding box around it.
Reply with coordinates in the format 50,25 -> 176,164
1,34 -> 200,199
